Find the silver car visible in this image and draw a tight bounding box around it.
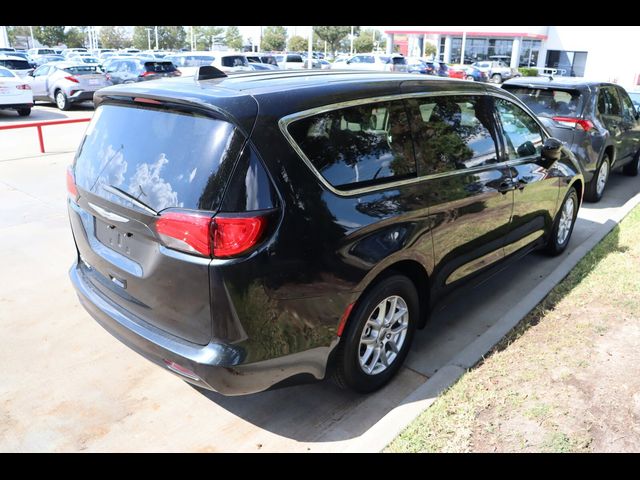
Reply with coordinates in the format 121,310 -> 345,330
30,61 -> 111,110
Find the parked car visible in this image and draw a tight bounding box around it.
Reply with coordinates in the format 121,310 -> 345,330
503,77 -> 640,201
462,65 -> 489,82
472,60 -> 517,83
406,57 -> 431,74
626,90 -> 640,110
67,70 -> 583,395
29,61 -> 111,110
339,53 -> 408,72
273,53 -> 306,69
0,65 -> 33,116
62,48 -> 89,58
31,54 -> 65,67
164,51 -> 251,76
8,51 -> 36,68
0,54 -> 33,77
103,57 -> 181,85
28,48 -> 56,57
0,47 -> 16,53
245,54 -> 279,70
447,65 -> 467,79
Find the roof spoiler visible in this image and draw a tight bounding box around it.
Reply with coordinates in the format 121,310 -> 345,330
196,65 -> 227,81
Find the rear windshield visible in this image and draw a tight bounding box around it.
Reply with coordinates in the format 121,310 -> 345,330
220,56 -> 248,67
144,61 -> 177,73
503,86 -> 584,117
74,104 -> 243,212
64,65 -> 100,75
0,59 -> 31,70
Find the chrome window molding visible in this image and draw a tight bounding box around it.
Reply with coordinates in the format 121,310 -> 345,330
278,89 -> 543,197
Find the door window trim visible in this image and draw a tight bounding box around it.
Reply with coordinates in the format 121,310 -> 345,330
279,90 -> 545,197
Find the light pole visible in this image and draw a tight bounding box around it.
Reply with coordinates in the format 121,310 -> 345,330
350,26 -> 354,55
308,27 -> 313,70
155,26 -> 159,50
145,28 -> 152,51
29,26 -> 34,49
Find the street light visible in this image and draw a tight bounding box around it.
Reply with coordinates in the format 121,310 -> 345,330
146,28 -> 152,51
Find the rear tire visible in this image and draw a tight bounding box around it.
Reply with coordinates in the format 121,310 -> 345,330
491,73 -> 502,83
545,187 -> 578,256
585,153 -> 610,202
466,75 -> 475,81
332,275 -> 418,393
17,108 -> 31,117
623,149 -> 640,176
55,90 -> 70,111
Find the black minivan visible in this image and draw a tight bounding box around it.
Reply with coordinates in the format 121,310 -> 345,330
68,70 -> 584,395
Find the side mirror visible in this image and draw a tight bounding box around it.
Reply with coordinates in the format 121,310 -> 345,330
541,137 -> 563,164
28,71 -> 34,77
516,141 -> 537,157
345,59 -> 351,64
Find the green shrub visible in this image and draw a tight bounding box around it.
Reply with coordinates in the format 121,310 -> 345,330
518,67 -> 538,77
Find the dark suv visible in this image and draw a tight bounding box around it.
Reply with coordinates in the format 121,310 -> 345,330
103,56 -> 181,85
503,77 -> 640,202
68,70 -> 583,395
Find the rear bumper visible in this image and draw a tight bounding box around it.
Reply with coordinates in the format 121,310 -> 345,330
68,91 -> 95,103
0,102 -> 33,109
69,261 -> 330,395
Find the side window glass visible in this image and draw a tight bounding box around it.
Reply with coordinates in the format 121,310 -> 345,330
607,88 -> 622,116
618,89 -> 637,122
495,98 -> 544,160
34,66 -> 49,77
407,95 -> 499,174
288,100 -> 416,189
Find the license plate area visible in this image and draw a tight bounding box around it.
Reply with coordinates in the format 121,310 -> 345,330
95,218 -> 137,257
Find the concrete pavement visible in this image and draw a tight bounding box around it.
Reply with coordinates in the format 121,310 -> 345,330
1,110 -> 639,451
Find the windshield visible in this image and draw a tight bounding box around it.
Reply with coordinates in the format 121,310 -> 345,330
503,86 -> 584,118
74,104 -> 244,212
220,56 -> 248,67
144,61 -> 177,73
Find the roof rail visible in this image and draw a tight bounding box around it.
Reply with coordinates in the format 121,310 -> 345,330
196,65 -> 227,81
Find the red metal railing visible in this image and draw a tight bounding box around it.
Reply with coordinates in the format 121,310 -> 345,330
0,118 -> 91,153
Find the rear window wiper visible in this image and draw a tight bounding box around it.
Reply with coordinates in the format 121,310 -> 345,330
102,184 -> 158,216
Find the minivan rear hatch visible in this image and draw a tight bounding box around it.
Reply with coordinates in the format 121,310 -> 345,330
69,101 -> 246,344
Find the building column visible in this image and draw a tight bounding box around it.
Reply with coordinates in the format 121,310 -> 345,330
0,26 -> 9,48
432,34 -> 441,60
510,37 -> 521,69
443,35 -> 452,64
386,33 -> 394,54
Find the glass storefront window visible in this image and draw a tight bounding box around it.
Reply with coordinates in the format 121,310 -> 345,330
519,40 -> 541,67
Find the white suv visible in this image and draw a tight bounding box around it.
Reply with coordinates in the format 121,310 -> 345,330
164,51 -> 251,76
339,54 -> 408,72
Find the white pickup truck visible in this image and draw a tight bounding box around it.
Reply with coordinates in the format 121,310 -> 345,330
471,60 -> 519,83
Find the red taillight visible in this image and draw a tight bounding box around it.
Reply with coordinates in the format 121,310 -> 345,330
552,116 -> 594,132
140,71 -> 154,77
16,84 -> 31,90
64,75 -> 79,83
133,97 -> 162,104
212,216 -> 267,258
105,73 -> 111,81
156,212 -> 213,256
163,360 -> 200,381
336,303 -> 355,337
66,167 -> 78,201
155,212 -> 268,258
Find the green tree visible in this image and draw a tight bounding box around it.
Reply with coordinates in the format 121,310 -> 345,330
33,26 -> 66,47
288,35 -> 308,53
225,26 -> 243,50
6,26 -> 30,48
65,27 -> 85,48
193,26 -> 224,50
99,26 -> 130,49
353,29 -> 381,53
423,42 -> 437,58
133,26 -> 186,50
313,26 -> 351,57
261,26 -> 287,52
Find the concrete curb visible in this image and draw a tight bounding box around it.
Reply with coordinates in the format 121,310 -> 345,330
350,189 -> 640,453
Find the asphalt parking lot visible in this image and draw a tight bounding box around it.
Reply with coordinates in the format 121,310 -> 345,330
1,106 -> 639,452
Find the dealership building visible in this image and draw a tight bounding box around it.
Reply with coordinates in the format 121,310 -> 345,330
384,26 -> 640,88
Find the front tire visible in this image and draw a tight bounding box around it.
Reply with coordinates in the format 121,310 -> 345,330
466,75 -> 475,81
585,153 -> 610,202
332,275 -> 418,393
55,90 -> 70,111
491,73 -> 502,83
545,187 -> 578,256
